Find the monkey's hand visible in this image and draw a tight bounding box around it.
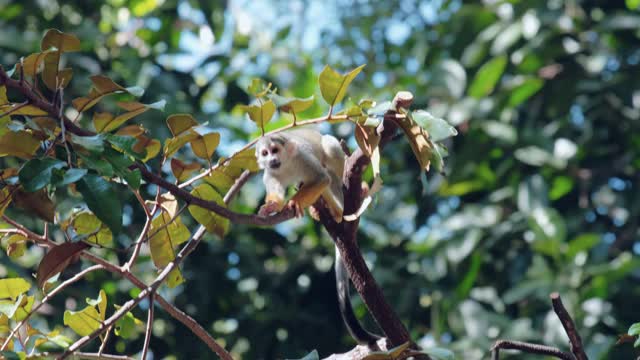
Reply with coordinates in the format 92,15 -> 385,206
258,200 -> 283,217
287,199 -> 304,218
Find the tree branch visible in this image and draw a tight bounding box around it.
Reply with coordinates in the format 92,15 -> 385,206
491,340 -> 575,360
550,293 -> 588,360
317,92 -> 411,348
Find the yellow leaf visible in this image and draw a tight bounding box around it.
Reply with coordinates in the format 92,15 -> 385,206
93,102 -> 149,133
41,29 -> 81,52
163,130 -> 199,158
395,114 -> 433,171
64,305 -> 101,336
92,112 -> 113,133
116,125 -> 146,137
203,170 -> 235,194
72,75 -> 142,113
133,135 -> 161,162
240,100 -> 276,131
0,131 -> 41,159
0,104 -> 48,116
149,210 -> 190,288
0,187 -> 11,217
170,159 -> 201,182
18,50 -> 56,77
4,234 -> 27,259
159,193 -> 179,217
188,184 -> 229,238
71,212 -> 113,246
318,64 -> 366,107
0,278 -> 30,300
166,114 -> 198,136
5,294 -> 34,321
191,132 -> 220,160
0,86 -> 7,105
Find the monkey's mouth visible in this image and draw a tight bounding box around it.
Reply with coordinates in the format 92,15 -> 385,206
269,161 -> 281,169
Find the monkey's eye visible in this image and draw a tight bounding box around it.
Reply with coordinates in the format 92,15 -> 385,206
271,147 -> 279,154
261,150 -> 268,157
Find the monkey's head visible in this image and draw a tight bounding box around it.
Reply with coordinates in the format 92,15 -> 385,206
256,134 -> 295,171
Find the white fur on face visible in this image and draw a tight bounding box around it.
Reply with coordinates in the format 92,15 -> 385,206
256,137 -> 291,171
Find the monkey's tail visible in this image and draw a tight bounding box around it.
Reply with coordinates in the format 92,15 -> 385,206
335,245 -> 382,346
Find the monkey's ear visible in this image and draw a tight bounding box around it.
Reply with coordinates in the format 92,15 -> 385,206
285,140 -> 297,155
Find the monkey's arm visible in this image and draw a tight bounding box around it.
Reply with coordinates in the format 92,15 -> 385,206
259,174 -> 287,216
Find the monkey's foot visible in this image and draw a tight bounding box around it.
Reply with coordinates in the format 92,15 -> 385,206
308,205 -> 321,221
258,201 -> 282,216
287,200 -> 304,218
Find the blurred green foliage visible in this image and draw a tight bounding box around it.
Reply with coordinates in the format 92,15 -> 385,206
1,0 -> 639,359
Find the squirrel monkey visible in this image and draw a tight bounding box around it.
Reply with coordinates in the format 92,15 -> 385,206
256,128 -> 345,222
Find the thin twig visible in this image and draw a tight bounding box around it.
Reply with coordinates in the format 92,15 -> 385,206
0,265 -> 104,351
33,352 -> 135,360
141,293 -> 154,360
0,101 -> 29,118
97,325 -> 113,357
550,293 -> 588,360
491,340 -> 575,360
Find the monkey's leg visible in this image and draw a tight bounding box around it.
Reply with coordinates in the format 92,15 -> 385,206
322,173 -> 344,223
289,177 -> 329,218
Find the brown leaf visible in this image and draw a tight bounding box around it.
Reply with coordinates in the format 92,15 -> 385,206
12,188 -> 55,222
36,242 -> 88,288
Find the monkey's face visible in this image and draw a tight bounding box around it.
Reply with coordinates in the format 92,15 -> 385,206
256,137 -> 290,171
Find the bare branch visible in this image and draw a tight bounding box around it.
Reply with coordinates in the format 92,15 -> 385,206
36,352 -> 135,360
141,293 -> 154,360
550,293 -> 588,360
491,340 -> 575,360
0,101 -> 29,118
97,325 -> 113,357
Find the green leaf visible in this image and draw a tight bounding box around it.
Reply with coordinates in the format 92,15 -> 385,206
58,168 -> 88,186
0,278 -> 30,300
508,78 -> 544,106
286,350 -> 319,360
318,64 -> 365,107
78,153 -> 114,177
68,134 -> 105,153
628,322 -> 640,336
0,351 -> 21,360
18,158 -> 65,192
422,347 -> 455,360
528,207 -> 566,257
627,0 -> 640,9
468,55 -> 507,98
76,174 -> 122,233
114,309 -> 143,339
566,233 -> 600,259
411,110 -> 458,142
188,184 -> 229,238
105,134 -> 145,159
549,176 -> 574,200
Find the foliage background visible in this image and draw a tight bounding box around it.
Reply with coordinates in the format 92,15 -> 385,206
1,0 -> 639,359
